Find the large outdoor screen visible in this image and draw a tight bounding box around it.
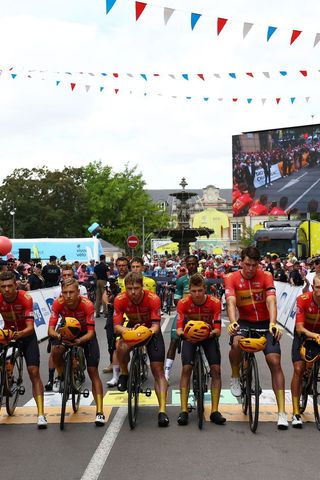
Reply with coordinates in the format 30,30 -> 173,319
232,123 -> 320,218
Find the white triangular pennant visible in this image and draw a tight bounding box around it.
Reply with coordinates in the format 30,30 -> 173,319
243,22 -> 253,39
314,33 -> 320,47
164,7 -> 174,25
263,72 -> 270,78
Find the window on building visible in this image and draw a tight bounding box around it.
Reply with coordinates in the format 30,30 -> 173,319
232,223 -> 242,241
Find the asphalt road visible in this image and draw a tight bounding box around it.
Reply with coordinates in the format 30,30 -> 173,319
1,311 -> 319,480
255,162 -> 320,212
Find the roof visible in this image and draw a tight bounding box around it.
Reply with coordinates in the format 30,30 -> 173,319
147,188 -> 232,205
99,238 -> 123,253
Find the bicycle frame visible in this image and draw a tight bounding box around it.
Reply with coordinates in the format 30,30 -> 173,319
0,341 -> 25,416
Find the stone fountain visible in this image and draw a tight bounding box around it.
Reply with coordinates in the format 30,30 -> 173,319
156,178 -> 214,256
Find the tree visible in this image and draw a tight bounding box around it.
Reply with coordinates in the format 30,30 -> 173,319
0,167 -> 89,238
83,161 -> 169,251
239,224 -> 255,248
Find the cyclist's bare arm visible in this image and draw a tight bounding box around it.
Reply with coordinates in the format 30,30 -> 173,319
13,319 -> 34,340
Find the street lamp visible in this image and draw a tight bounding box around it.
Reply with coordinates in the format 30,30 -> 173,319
10,210 -> 16,238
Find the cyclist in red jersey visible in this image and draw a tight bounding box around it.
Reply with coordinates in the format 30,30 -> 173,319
176,274 -> 226,426
290,273 -> 320,428
48,277 -> 105,426
113,272 -> 169,427
0,271 -> 47,429
225,246 -> 288,429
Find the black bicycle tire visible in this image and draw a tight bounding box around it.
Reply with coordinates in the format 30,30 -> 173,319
0,353 -> 5,411
299,371 -> 310,414
60,352 -> 71,430
141,351 -> 148,384
72,347 -> 84,413
194,350 -> 205,430
247,355 -> 260,433
128,350 -> 140,429
6,350 -> 23,416
312,361 -> 320,430
240,358 -> 249,415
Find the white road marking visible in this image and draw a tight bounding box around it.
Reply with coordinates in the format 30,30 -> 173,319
161,313 -> 173,333
81,407 -> 127,480
278,172 -> 308,192
287,177 -> 320,210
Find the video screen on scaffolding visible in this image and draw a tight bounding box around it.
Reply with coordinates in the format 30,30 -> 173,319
232,123 -> 320,217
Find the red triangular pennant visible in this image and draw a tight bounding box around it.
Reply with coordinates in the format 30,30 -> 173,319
290,30 -> 302,45
197,74 -> 205,81
300,70 -> 307,76
70,83 -> 76,91
276,98 -> 281,104
232,98 -> 238,102
113,73 -> 119,78
114,89 -> 119,94
217,18 -> 228,35
246,72 -> 254,77
136,2 -> 147,21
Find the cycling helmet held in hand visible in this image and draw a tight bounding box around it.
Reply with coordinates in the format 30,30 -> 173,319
0,329 -> 13,345
60,317 -> 81,341
239,336 -> 267,353
122,325 -> 153,347
183,321 -> 210,342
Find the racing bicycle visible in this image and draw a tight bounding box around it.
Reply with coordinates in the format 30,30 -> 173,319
59,342 -> 89,430
0,338 -> 25,416
127,342 -> 151,429
299,339 -> 320,430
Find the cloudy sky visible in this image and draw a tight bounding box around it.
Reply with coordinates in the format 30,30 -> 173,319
1,0 -> 320,190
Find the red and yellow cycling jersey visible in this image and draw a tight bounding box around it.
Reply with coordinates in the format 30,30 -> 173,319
296,292 -> 320,333
113,290 -> 161,327
0,290 -> 34,331
176,294 -> 221,331
224,269 -> 275,322
49,296 -> 95,333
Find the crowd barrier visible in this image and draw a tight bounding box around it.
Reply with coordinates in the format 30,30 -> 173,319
275,281 -> 302,335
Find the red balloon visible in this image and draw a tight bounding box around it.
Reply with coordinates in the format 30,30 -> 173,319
0,236 -> 12,256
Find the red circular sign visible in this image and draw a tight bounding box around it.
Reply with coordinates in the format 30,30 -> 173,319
127,235 -> 139,249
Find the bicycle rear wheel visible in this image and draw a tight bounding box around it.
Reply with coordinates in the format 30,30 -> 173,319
6,351 -> 23,416
128,351 -> 140,429
312,362 -> 320,430
247,356 -> 260,433
194,350 -> 205,430
60,354 -> 71,430
240,359 -> 248,415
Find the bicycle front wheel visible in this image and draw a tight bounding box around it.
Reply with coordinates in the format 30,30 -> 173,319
300,370 -> 310,414
312,362 -> 320,430
72,348 -> 85,413
194,350 -> 205,430
240,359 -> 248,415
60,354 -> 71,430
128,351 -> 140,429
6,351 -> 23,416
247,356 -> 260,433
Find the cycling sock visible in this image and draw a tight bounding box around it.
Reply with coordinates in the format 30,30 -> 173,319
231,365 -> 240,378
113,365 -> 120,380
275,389 -> 285,413
292,396 -> 300,415
180,388 -> 189,412
164,359 -> 173,379
211,387 -> 221,413
48,368 -> 55,383
95,394 -> 104,414
35,395 -> 44,416
158,391 -> 167,413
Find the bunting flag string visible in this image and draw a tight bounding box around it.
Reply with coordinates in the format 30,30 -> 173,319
3,66 -> 320,81
106,0 -> 320,47
3,72 -> 316,104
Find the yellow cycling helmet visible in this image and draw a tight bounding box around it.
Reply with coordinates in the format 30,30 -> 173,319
239,336 -> 267,353
0,329 -> 13,346
122,325 -> 153,347
300,339 -> 320,363
60,317 -> 81,341
183,321 -> 210,342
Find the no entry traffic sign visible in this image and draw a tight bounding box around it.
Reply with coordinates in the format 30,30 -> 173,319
127,235 -> 139,249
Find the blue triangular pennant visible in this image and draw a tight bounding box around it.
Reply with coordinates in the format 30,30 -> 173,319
267,26 -> 277,41
191,13 -> 201,31
106,0 -> 117,14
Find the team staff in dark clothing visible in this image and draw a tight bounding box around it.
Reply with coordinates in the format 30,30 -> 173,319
42,256 -> 61,288
94,254 -> 109,317
28,264 -> 46,290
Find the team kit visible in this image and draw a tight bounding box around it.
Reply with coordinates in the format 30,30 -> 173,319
0,247 -> 319,431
